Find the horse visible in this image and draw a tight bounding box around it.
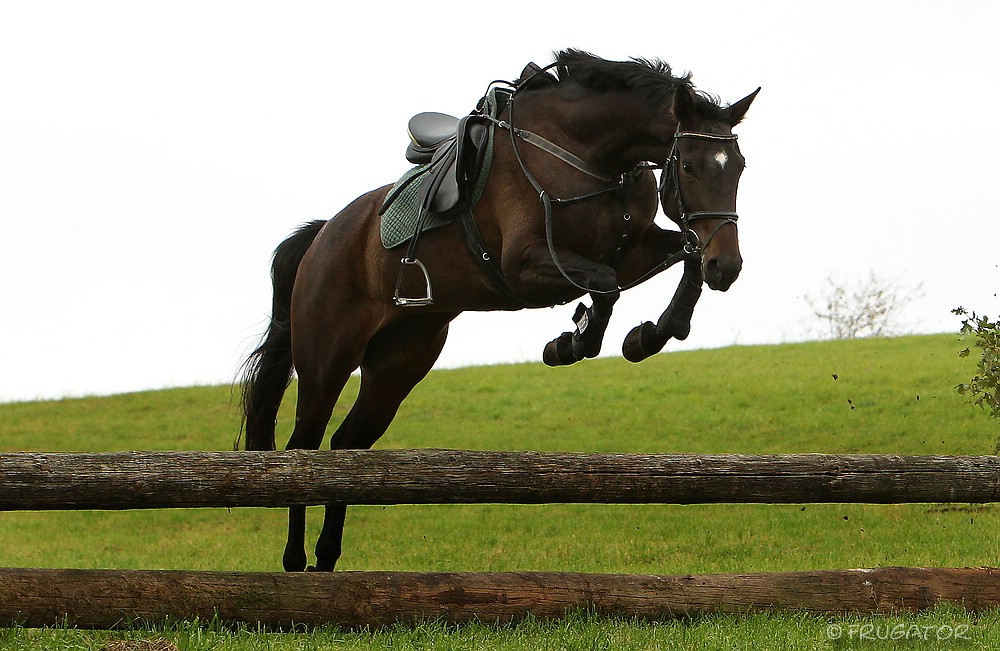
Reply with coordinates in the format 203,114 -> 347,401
240,49 -> 759,572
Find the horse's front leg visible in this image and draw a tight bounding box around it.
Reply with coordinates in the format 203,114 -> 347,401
508,241 -> 620,366
614,226 -> 704,363
542,285 -> 620,366
622,257 -> 702,362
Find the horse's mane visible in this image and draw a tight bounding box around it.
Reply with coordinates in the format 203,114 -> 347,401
517,49 -> 725,118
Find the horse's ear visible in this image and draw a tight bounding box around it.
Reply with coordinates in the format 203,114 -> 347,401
672,85 -> 698,125
517,62 -> 556,89
520,62 -> 542,79
726,87 -> 761,126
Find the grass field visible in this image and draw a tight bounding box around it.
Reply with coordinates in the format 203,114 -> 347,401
2,334 -> 999,648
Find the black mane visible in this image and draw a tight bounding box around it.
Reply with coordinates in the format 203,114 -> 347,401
518,49 -> 725,117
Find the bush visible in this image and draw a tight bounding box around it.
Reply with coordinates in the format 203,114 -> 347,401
806,272 -> 922,340
954,307 -> 1000,421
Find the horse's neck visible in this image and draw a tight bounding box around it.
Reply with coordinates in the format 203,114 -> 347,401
519,91 -> 672,172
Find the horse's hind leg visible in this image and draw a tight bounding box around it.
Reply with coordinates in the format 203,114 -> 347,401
311,313 -> 454,571
281,364 -> 355,572
281,319 -> 370,572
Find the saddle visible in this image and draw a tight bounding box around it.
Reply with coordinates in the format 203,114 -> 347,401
407,112 -> 490,216
381,87 -> 512,306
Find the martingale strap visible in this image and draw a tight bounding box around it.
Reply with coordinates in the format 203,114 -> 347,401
502,122 -> 618,183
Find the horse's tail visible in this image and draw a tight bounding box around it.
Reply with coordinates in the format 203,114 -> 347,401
238,220 -> 327,451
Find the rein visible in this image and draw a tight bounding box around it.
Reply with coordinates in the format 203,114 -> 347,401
488,67 -> 740,296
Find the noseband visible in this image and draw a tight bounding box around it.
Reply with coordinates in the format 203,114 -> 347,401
660,130 -> 740,255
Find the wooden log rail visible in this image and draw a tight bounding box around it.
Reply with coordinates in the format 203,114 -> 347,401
1,450 -> 999,510
1,567 -> 998,629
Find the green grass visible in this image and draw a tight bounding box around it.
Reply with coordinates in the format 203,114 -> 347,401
1,605 -> 996,650
1,607 -> 997,650
2,334 -> 999,648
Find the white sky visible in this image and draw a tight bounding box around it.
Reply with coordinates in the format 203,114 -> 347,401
1,1 -> 998,403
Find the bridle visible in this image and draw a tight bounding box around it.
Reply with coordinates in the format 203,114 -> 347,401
484,67 -> 742,296
660,129 -> 741,257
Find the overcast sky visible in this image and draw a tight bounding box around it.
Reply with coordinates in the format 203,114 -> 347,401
2,1 -> 997,403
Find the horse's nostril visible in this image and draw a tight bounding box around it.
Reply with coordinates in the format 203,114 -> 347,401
704,256 -> 742,290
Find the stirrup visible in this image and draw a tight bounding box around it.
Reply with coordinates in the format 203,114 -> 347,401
393,258 -> 434,307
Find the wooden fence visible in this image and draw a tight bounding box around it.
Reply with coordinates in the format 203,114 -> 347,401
1,449 -> 998,629
3,449 -> 999,509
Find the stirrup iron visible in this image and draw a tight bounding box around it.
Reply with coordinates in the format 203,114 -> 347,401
393,257 -> 434,307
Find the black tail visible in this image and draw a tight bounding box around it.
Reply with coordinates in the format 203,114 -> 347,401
238,220 -> 327,451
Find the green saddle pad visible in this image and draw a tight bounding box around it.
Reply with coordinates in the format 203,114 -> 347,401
378,165 -> 454,250
378,114 -> 497,250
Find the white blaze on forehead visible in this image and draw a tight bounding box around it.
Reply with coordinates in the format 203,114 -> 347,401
714,150 -> 729,169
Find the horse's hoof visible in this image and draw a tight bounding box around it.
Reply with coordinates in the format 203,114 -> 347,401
283,552 -> 308,573
308,562 -> 337,572
622,322 -> 660,363
543,332 -> 577,366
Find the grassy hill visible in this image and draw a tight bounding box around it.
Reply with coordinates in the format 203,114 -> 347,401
1,333 -> 995,571
2,334 -> 992,457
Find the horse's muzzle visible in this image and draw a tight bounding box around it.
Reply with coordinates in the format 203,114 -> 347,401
703,254 -> 742,291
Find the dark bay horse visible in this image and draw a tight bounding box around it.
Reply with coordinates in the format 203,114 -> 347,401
241,50 -> 759,571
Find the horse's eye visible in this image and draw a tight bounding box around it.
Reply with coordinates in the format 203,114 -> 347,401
681,161 -> 695,174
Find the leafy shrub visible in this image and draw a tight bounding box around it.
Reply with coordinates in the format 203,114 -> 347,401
954,307 -> 1000,421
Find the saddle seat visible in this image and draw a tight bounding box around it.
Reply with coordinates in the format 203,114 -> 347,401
406,112 -> 461,164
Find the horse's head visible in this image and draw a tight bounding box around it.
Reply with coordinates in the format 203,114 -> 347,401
662,86 -> 759,291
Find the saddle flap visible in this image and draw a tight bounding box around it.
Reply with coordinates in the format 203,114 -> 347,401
422,139 -> 459,214
423,115 -> 490,215
456,117 -> 489,190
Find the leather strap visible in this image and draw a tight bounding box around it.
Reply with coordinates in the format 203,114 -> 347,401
511,126 -> 618,182
454,122 -> 533,308
457,206 -> 532,307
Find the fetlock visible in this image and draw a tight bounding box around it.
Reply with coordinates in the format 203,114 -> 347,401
571,302 -> 608,358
